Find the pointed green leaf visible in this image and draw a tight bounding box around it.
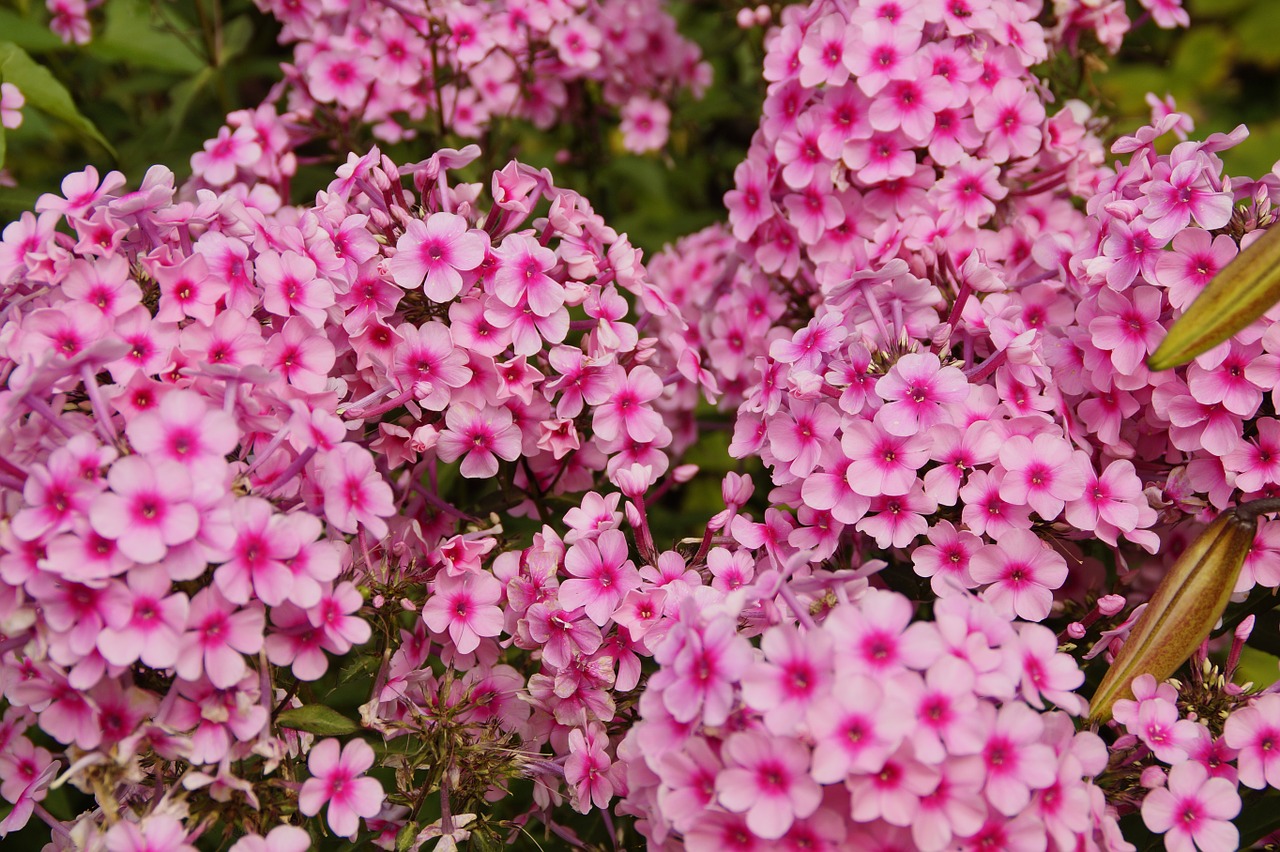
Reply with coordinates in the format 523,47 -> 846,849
1149,224 -> 1280,371
276,705 -> 361,736
0,41 -> 116,158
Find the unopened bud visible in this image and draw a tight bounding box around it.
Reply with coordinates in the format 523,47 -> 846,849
1149,222 -> 1280,370
1088,505 -> 1261,723
1096,594 -> 1126,617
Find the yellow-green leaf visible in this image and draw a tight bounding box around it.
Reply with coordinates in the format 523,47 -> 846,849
0,41 -> 116,159
276,705 -> 361,736
1148,224 -> 1280,371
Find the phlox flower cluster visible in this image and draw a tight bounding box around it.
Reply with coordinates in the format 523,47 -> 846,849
0,140 -> 707,843
648,0 -> 1176,627
187,0 -> 710,197
620,580 -> 1127,851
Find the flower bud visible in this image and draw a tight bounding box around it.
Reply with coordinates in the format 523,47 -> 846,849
1148,223 -> 1280,370
1088,507 -> 1259,723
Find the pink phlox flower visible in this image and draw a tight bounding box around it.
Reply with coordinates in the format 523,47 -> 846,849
0,81 -> 25,131
309,581 -> 372,652
11,443 -> 103,542
89,456 -> 199,564
1141,761 -> 1240,852
976,702 -> 1057,815
389,212 -> 488,301
318,443 -> 395,539
390,320 -> 473,408
911,520 -> 982,594
797,13 -> 856,88
563,491 -> 623,544
0,736 -> 55,837
560,529 -> 641,626
841,417 -> 930,496
98,564 -> 189,669
1008,623 -> 1087,714
875,352 -> 969,436
435,402 -> 523,479
1139,0 -> 1191,28
855,484 -> 936,549
35,165 -> 125,220
125,388 -> 236,481
824,590 -> 939,673
592,365 -> 664,443
1155,228 -> 1237,310
298,738 -> 385,839
768,399 -> 841,478
103,815 -> 198,852
807,672 -> 909,781
845,743 -> 940,826
969,529 -> 1068,622
257,249 -> 335,326
1224,417 -> 1280,494
716,730 -> 822,840
707,546 -> 757,593
960,468 -> 1033,539
210,497 -> 306,606
1223,694 -> 1280,790
741,624 -> 832,735
565,723 -> 616,812
972,78 -> 1045,163
898,665 -> 986,763
661,615 -> 753,726
1141,151 -> 1233,242
176,586 -> 264,688
923,422 -> 1000,507
620,96 -> 671,154
422,570 -> 504,655
227,825 -> 311,852
1187,341 -> 1264,417
265,316 -> 337,394
656,738 -> 723,833
996,432 -> 1088,520
1088,285 -> 1165,375
770,311 -> 847,374
844,19 -> 921,96
192,124 -> 263,187
492,232 -> 563,316
1096,216 -> 1163,291
524,603 -> 601,668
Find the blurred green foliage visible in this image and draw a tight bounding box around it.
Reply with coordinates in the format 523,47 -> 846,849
1101,0 -> 1280,178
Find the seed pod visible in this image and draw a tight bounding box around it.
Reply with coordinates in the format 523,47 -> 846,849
1088,507 -> 1259,724
1148,224 -> 1280,371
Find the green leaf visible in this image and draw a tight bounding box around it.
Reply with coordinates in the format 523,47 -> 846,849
275,705 -> 362,736
91,0 -> 204,75
0,41 -> 116,157
395,821 -> 420,852
219,15 -> 254,66
0,9 -> 66,52
166,66 -> 214,139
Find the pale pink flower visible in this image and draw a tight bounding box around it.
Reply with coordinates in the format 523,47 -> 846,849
1223,694 -> 1280,790
422,571 -> 504,654
389,212 -> 487,301
435,402 -> 523,479
1141,761 -> 1240,852
970,529 -> 1068,622
716,730 -> 822,839
560,529 -> 640,626
299,738 -> 385,839
89,457 -> 199,564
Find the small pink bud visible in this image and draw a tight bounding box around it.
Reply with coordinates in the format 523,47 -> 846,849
1139,765 -> 1168,789
721,471 -> 755,508
1097,594 -> 1126,616
672,464 -> 699,484
754,4 -> 771,24
1067,622 -> 1087,640
736,7 -> 755,27
624,501 -> 643,529
400,598 -> 418,612
1235,614 -> 1256,641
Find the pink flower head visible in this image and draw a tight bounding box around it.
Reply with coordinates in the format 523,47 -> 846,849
298,738 -> 385,839
435,402 -> 523,479
561,529 -> 641,626
89,456 -> 199,564
997,433 -> 1087,520
716,730 -> 822,839
389,212 -> 488,301
1141,761 -> 1240,852
422,570 -> 504,654
125,389 -> 236,478
318,444 -> 395,539
875,352 -> 968,436
969,529 -> 1068,622
1224,694 -> 1280,790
